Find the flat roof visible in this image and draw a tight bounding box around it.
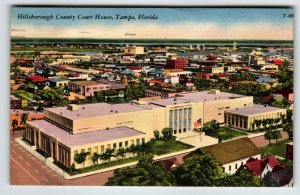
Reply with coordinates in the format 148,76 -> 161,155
10,109 -> 43,115
46,103 -> 151,120
225,104 -> 284,116
147,91 -> 246,106
48,77 -> 69,82
72,81 -> 110,86
27,120 -> 145,147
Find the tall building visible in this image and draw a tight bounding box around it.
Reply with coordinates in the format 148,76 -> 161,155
165,56 -> 188,69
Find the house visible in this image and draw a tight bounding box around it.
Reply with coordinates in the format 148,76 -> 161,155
263,167 -> 293,187
26,75 -> 50,90
200,137 -> 261,175
48,77 -> 70,88
245,156 -> 284,179
69,81 -> 111,97
154,157 -> 181,172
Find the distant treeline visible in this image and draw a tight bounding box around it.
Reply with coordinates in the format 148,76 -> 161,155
11,37 -> 293,45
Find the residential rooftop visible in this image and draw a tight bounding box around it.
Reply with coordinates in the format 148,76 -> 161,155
200,137 -> 260,164
225,104 -> 284,116
48,77 -> 69,82
72,81 -> 110,86
27,120 -> 145,147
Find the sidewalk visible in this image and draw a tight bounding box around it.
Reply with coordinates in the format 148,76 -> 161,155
15,137 -> 197,180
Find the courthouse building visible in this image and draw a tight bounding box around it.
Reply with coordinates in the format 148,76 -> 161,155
25,89 -> 285,169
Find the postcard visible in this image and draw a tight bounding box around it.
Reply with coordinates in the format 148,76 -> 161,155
10,6 -> 294,186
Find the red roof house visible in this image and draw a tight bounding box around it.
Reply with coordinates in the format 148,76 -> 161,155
26,75 -> 49,83
245,156 -> 284,179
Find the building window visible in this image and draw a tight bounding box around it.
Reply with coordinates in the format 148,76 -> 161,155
74,150 -> 78,155
174,110 -> 178,130
119,142 -> 122,148
94,146 -> 98,153
142,138 -> 145,144
125,141 -> 128,147
169,110 -> 173,129
241,162 -> 243,166
113,143 -> 117,148
174,130 -> 177,134
188,108 -> 192,130
136,139 -> 140,145
131,140 -> 134,145
235,163 -> 238,169
101,145 -> 105,153
218,113 -> 221,115
229,165 -> 231,171
107,144 -> 111,149
222,167 -> 225,172
81,149 -> 85,153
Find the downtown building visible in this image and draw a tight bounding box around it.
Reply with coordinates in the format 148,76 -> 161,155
25,89 -> 285,169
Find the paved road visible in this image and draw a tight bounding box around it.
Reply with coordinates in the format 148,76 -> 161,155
10,134 -> 114,186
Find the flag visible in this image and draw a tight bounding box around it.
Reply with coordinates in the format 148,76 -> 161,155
194,121 -> 200,128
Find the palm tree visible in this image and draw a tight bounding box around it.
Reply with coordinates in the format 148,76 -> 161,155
264,131 -> 274,145
12,119 -> 18,139
103,148 -> 115,163
274,118 -> 281,129
128,144 -> 137,157
117,148 -> 126,159
272,131 -> 282,144
92,152 -> 99,165
262,119 -> 268,130
254,119 -> 262,130
21,113 -> 29,125
74,152 -> 90,173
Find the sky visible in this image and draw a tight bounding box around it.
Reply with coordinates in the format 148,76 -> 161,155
10,7 -> 294,40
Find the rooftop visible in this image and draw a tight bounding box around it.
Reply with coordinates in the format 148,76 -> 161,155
200,137 -> 260,164
27,120 -> 145,147
46,102 -> 155,120
225,104 -> 284,116
48,77 -> 69,83
72,81 -> 110,86
147,90 -> 246,106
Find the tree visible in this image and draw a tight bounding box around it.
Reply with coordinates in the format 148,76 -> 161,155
161,128 -> 173,141
202,120 -> 220,138
215,168 -> 261,187
254,119 -> 262,130
153,130 -> 160,140
262,119 -> 268,130
174,153 -> 223,186
102,148 -> 115,163
11,119 -> 18,138
117,148 -> 126,159
21,113 -> 29,125
272,131 -> 282,144
74,152 -> 90,173
92,152 -> 99,165
105,154 -> 174,186
264,130 -> 274,145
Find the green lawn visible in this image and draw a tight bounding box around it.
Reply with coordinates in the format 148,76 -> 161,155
218,126 -> 248,141
11,90 -> 33,100
66,157 -> 137,175
259,139 -> 291,158
146,140 -> 193,155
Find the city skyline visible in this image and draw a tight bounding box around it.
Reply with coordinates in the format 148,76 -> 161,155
11,7 -> 294,40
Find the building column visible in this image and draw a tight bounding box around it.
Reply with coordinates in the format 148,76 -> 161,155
33,129 -> 37,146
